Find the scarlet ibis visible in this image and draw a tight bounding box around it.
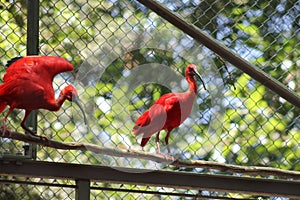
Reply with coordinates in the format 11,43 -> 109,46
0,56 -> 87,140
133,64 -> 206,154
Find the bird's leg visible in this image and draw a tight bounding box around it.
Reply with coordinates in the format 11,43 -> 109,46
155,131 -> 175,160
165,130 -> 171,154
1,108 -> 13,137
21,110 -> 35,135
156,131 -> 161,154
21,110 -> 50,143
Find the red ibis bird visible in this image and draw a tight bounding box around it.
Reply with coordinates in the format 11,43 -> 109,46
133,64 -> 206,155
0,56 -> 87,140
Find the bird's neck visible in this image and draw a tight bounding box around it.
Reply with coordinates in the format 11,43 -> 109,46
186,76 -> 198,94
56,94 -> 67,109
47,94 -> 66,111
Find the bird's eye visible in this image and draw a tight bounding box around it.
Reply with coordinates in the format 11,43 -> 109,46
189,69 -> 195,75
64,93 -> 72,100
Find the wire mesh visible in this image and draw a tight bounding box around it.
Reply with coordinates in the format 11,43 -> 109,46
0,176 -> 265,200
0,0 -> 299,199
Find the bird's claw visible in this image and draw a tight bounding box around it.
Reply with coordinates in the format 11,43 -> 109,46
157,152 -> 176,161
28,132 -> 51,145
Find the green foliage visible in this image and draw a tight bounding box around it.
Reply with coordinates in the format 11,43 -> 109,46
0,0 -> 299,198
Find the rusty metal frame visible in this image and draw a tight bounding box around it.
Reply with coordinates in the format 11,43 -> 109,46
25,0 -> 40,160
1,1 -> 299,199
0,158 -> 299,198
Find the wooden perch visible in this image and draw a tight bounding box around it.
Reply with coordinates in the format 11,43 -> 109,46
1,131 -> 300,180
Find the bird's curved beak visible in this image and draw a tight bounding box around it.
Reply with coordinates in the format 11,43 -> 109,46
194,69 -> 207,90
73,96 -> 88,125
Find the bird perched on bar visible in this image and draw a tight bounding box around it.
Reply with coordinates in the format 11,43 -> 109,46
133,64 -> 206,155
0,56 -> 87,140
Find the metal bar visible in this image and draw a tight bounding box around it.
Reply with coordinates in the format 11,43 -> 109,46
89,186 -> 244,200
27,0 -> 39,55
0,159 -> 299,198
135,0 -> 300,109
75,179 -> 90,200
0,179 -> 244,199
0,179 -> 76,188
26,0 -> 40,159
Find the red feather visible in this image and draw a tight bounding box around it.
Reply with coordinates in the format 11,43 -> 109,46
133,64 -> 206,154
0,56 -> 86,139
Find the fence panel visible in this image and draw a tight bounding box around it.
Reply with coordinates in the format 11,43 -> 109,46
0,0 -> 299,199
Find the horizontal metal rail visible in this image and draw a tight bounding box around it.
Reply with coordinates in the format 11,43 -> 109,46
0,158 -> 299,198
0,179 -> 242,200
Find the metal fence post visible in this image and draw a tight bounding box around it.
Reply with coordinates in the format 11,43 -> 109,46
25,0 -> 40,160
75,179 -> 90,200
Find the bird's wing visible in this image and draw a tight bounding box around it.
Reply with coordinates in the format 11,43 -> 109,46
38,56 -> 74,78
133,95 -> 180,139
163,95 -> 180,112
155,93 -> 180,113
155,93 -> 183,130
3,56 -> 74,83
3,64 -> 34,83
133,103 -> 167,138
4,83 -> 46,112
0,79 -> 45,103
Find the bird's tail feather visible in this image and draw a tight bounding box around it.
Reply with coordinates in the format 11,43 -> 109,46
0,102 -> 7,114
141,137 -> 150,147
132,110 -> 150,136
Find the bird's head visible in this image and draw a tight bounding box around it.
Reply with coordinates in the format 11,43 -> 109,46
61,85 -> 79,101
186,64 -> 207,90
61,85 -> 88,125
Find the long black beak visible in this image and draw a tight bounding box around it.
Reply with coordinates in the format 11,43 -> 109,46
73,96 -> 88,125
194,69 -> 207,90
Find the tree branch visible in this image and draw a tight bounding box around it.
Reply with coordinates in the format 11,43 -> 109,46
1,131 -> 300,179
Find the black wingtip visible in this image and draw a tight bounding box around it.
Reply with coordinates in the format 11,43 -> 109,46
5,56 -> 23,68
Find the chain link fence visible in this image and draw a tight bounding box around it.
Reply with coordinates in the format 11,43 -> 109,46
0,0 -> 299,199
0,176 -> 257,200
